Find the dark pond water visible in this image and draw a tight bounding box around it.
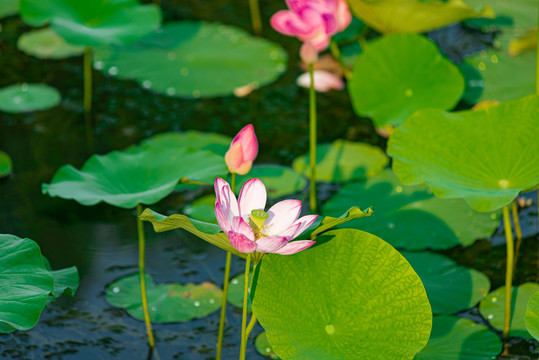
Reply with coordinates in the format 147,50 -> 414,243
0,0 -> 538,359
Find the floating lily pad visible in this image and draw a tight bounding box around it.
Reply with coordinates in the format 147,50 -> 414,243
106,273 -> 222,323
93,21 -> 287,98
479,283 -> 539,339
0,83 -> 60,113
463,48 -> 535,103
525,290 -> 539,341
415,316 -> 502,360
141,130 -> 232,156
0,234 -> 54,333
388,95 -> 539,212
349,33 -> 465,127
237,165 -> 307,198
0,151 -> 12,178
402,252 -> 490,314
292,139 -> 388,183
251,229 -> 432,359
42,146 -> 226,209
0,0 -> 18,19
227,273 -> 252,312
322,170 -> 500,250
255,332 -> 279,359
347,0 -> 494,34
17,28 -> 84,59
20,0 -> 161,47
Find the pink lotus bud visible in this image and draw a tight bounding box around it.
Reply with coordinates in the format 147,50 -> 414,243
300,42 -> 319,65
296,70 -> 345,92
225,124 -> 258,175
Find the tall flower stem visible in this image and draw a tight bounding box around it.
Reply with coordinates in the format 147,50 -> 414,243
248,0 -> 262,35
83,47 -> 94,153
216,173 -> 236,360
137,204 -> 155,348
502,205 -> 515,340
239,253 -> 252,360
308,63 -> 317,214
511,200 -> 523,270
329,39 -> 351,80
245,314 -> 257,338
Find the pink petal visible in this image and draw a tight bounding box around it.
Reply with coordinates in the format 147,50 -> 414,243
228,231 -> 257,253
225,142 -> 246,174
290,215 -> 318,239
279,222 -> 302,240
215,203 -> 231,233
272,240 -> 315,255
234,124 -> 258,162
238,178 -> 267,219
285,0 -> 307,13
336,0 -> 352,32
214,177 -> 240,221
271,10 -> 316,37
255,236 -> 288,253
300,41 -> 319,64
265,199 -> 302,235
231,216 -> 255,241
296,70 -> 345,92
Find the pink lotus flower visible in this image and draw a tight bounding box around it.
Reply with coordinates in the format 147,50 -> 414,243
214,177 -> 317,257
224,125 -> 258,175
296,70 -> 345,92
270,0 -> 352,51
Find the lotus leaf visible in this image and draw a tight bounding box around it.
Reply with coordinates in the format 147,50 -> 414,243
388,95 -> 539,212
227,273 -> 252,312
292,139 -> 388,183
251,229 -> 432,359
0,0 -> 18,19
20,0 -> 161,47
322,170 -> 500,250
349,33 -> 465,127
255,332 -> 279,359
17,28 -> 84,59
525,290 -> 539,341
140,130 -> 232,156
0,83 -> 60,113
346,0 -> 494,34
42,257 -> 79,300
106,273 -> 222,323
93,21 -> 287,98
415,316 -> 502,360
237,165 -> 307,198
0,151 -> 12,178
42,146 -> 227,209
402,252 -> 490,314
0,234 -> 54,333
466,0 -> 538,30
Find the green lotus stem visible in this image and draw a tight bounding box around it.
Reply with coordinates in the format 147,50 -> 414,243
137,204 -> 155,348
239,253 -> 252,360
83,47 -> 92,113
502,205 -> 514,340
245,313 -> 257,339
248,0 -> 262,35
216,173 -> 236,360
308,63 -> 317,214
329,39 -> 352,80
511,201 -> 523,271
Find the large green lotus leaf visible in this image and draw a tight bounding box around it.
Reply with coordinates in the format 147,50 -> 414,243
93,21 -> 287,98
402,252 -> 490,314
349,33 -> 465,127
388,95 -> 539,212
106,273 -> 222,323
237,165 -> 307,198
463,48 -> 535,103
140,130 -> 232,157
0,0 -> 18,18
17,28 -> 84,60
255,332 -> 280,359
42,256 -> 79,305
292,139 -> 388,183
0,234 -> 54,333
305,206 -> 373,239
251,229 -> 432,360
346,0 -> 494,34
479,283 -> 539,339
525,290 -> 539,341
227,273 -> 252,312
0,151 -> 12,178
415,316 -> 502,360
0,83 -> 60,113
321,170 -> 500,250
20,0 -> 161,47
42,146 -> 226,209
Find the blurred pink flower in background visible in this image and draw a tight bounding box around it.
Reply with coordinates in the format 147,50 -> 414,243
296,70 -> 344,92
270,0 -> 352,51
224,124 -> 258,175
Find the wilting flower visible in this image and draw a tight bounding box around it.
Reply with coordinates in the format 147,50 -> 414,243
214,177 -> 317,258
224,124 -> 258,175
270,0 -> 352,51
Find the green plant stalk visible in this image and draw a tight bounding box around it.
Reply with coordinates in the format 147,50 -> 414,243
248,0 -> 262,35
216,173 -> 236,360
502,205 -> 514,339
83,47 -> 92,114
308,63 -> 317,214
511,201 -> 523,270
239,253 -> 252,360
329,39 -> 352,80
245,313 -> 257,339
536,4 -> 539,228
137,204 -> 155,348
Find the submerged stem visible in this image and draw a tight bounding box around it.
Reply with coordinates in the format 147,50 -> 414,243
83,47 -> 92,114
502,205 -> 514,340
137,204 -> 155,348
248,0 -> 262,35
329,40 -> 352,80
308,63 -> 317,214
511,201 -> 523,271
239,254 -> 252,360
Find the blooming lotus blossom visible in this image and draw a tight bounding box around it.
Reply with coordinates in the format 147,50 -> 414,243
296,70 -> 345,92
224,124 -> 258,175
270,0 -> 352,51
214,177 -> 317,258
